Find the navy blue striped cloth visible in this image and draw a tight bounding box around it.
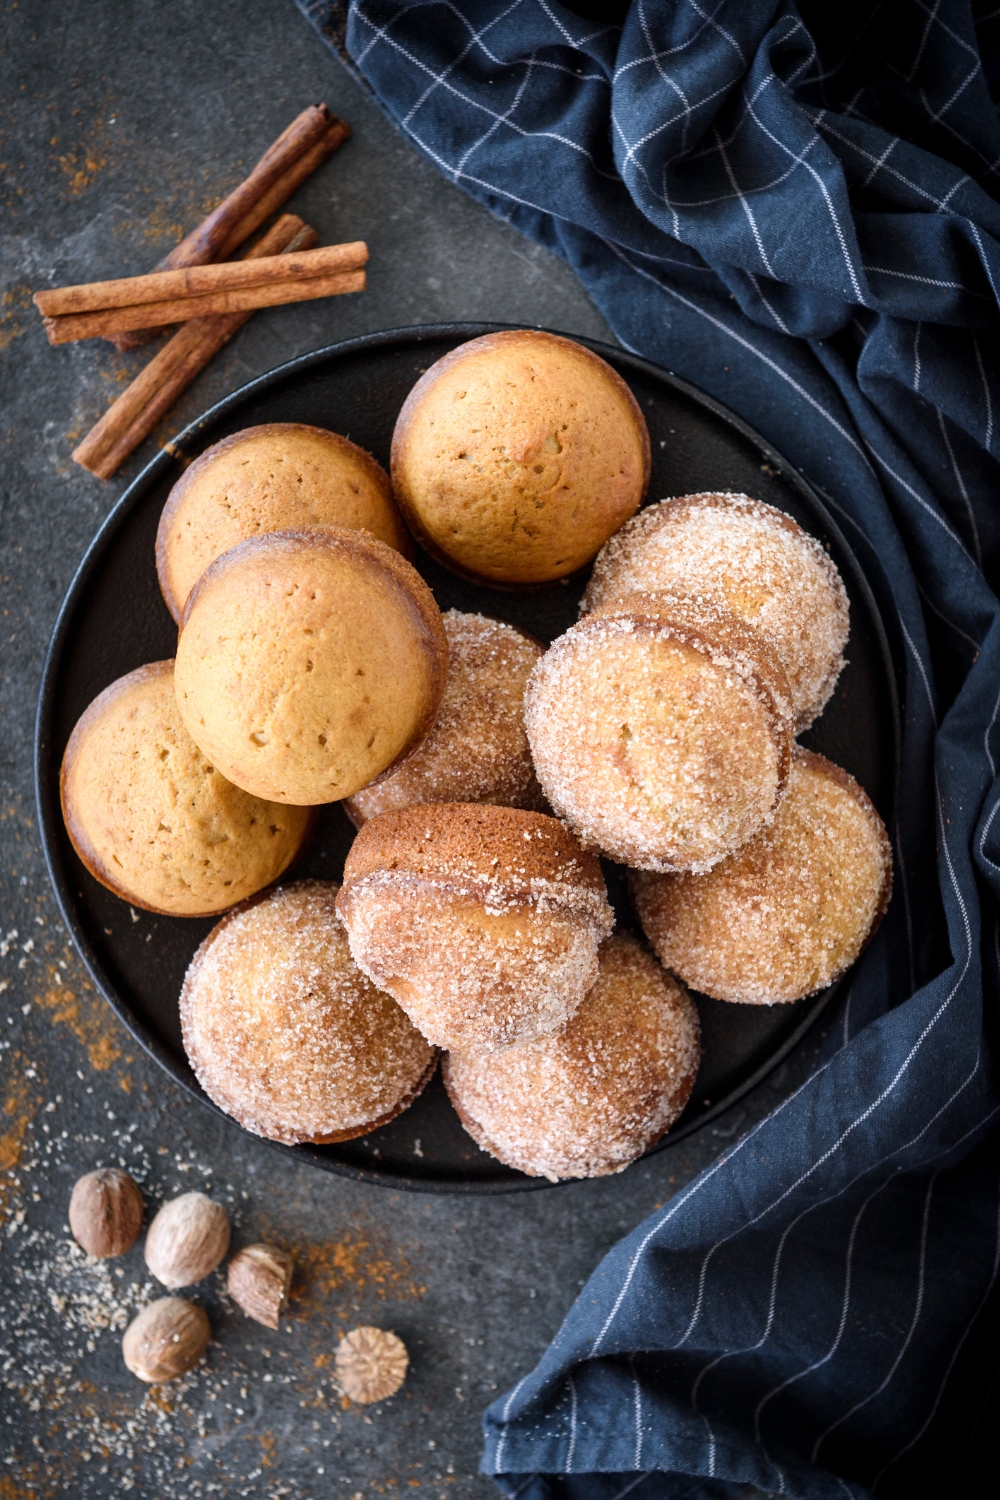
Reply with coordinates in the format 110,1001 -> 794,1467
295,2 -> 1000,1494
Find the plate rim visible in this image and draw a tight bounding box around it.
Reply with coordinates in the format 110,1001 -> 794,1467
34,321 -> 902,1194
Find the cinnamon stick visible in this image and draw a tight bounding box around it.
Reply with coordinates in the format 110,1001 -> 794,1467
72,215 -> 318,481
161,105 -> 339,269
110,105 -> 349,349
36,240 -> 368,317
214,119 -> 349,260
44,267 -> 365,345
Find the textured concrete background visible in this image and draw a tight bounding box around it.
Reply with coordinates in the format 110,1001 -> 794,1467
1,2 -> 815,1494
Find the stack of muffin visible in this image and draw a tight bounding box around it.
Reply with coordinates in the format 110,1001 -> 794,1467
61,331 -> 891,1181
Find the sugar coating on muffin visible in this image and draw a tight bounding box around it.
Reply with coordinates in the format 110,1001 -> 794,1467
442,934 -> 700,1180
180,881 -> 436,1144
525,592 -> 794,874
60,661 -> 311,917
174,527 -> 448,806
583,492 -> 849,730
390,330 -> 651,586
156,424 -> 409,622
336,804 -> 614,1053
632,748 -> 892,1004
345,610 -> 544,824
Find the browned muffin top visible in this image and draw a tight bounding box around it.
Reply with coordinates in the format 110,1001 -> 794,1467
390,330 -> 650,586
60,660 -> 311,917
341,802 -> 606,896
157,423 -> 408,621
174,527 -> 447,806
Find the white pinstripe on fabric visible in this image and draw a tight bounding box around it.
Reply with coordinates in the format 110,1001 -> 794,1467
636,0 -> 694,156
753,1176 -> 896,1451
492,1374 -> 529,1474
972,329 -> 994,453
399,0 -> 523,129
613,0 -> 733,83
906,0 -> 942,82
812,1174 -> 938,1463
713,126 -> 777,276
688,0 -> 745,67
842,983 -> 855,1047
453,53 -> 538,181
913,578 -> 981,655
809,113 -> 966,211
630,1352 -> 642,1469
565,1372 -> 578,1472
936,407 -> 983,568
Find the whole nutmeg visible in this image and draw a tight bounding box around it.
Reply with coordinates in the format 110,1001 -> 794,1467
68,1168 -> 144,1258
144,1191 -> 230,1289
122,1297 -> 210,1383
335,1325 -> 409,1404
227,1243 -> 294,1330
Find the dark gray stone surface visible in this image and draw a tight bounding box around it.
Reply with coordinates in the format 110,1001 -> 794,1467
1,2 -> 808,1493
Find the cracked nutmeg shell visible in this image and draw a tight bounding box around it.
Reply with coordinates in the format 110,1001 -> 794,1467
69,1167 -> 144,1258
227,1243 -> 293,1329
122,1297 -> 210,1383
144,1191 -> 230,1289
335,1325 -> 409,1404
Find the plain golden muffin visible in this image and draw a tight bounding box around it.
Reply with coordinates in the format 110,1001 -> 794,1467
583,492 -> 849,730
156,424 -> 409,622
174,527 -> 447,806
344,610 -> 545,824
443,934 -> 700,1180
632,749 -> 892,1003
60,661 -> 311,917
180,882 -> 436,1145
525,592 -> 794,873
390,330 -> 651,586
336,803 -> 615,1053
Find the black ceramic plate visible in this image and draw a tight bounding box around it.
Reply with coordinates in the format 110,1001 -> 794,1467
35,324 -> 899,1193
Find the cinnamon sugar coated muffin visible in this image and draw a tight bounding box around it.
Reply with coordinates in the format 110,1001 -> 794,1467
180,881 -> 436,1144
443,934 -> 700,1180
390,330 -> 651,585
525,592 -> 794,873
632,749 -> 892,1004
174,527 -> 447,805
156,424 -> 409,622
583,492 -> 849,730
60,661 -> 310,917
336,804 -> 614,1053
344,611 -> 544,824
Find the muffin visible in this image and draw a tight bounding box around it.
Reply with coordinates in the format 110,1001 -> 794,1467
180,881 -> 437,1144
174,527 -> 448,805
336,803 -> 614,1053
390,330 -> 650,586
60,661 -> 311,917
443,934 -> 700,1181
156,424 -> 409,622
524,592 -> 794,873
632,748 -> 892,1003
344,610 -> 544,825
583,492 -> 849,730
